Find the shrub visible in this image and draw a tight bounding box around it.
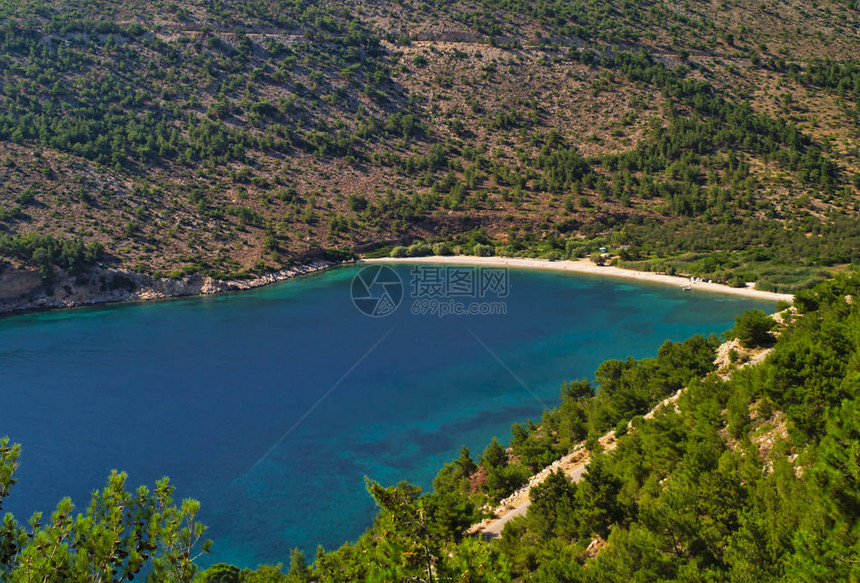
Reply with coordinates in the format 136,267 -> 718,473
407,243 -> 432,257
473,244 -> 494,257
729,275 -> 747,288
731,310 -> 777,348
432,242 -> 453,256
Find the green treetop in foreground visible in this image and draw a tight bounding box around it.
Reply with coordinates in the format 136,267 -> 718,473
728,309 -> 777,348
3,275 -> 860,582
0,439 -> 210,582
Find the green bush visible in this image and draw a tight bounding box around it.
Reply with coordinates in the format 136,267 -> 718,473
432,242 -> 453,256
407,243 -> 432,257
730,310 -> 776,348
473,243 -> 494,257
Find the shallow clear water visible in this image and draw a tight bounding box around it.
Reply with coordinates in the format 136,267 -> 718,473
0,263 -> 774,567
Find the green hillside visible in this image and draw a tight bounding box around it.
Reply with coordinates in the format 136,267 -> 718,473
0,0 -> 858,291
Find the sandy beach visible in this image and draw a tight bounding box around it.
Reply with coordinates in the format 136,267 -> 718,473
362,256 -> 794,303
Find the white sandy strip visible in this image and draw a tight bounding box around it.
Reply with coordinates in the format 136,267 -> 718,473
361,256 -> 793,303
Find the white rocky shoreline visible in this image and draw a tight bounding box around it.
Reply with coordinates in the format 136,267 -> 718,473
0,261 -> 336,315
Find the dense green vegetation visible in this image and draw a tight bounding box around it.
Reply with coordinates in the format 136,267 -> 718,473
3,275 -> 859,580
727,310 -> 776,348
0,233 -> 103,280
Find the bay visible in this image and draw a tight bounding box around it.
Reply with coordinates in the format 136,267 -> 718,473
0,263 -> 775,567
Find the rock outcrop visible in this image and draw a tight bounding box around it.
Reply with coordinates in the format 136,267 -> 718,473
0,261 -> 335,315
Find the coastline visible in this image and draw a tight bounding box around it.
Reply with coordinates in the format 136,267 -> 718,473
361,256 -> 794,303
0,252 -> 793,317
0,261 -> 335,316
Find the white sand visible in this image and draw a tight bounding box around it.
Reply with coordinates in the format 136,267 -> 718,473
361,256 -> 793,302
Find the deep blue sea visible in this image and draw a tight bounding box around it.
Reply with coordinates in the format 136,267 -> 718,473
0,263 -> 775,568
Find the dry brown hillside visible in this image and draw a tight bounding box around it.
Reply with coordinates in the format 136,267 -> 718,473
0,0 -> 857,292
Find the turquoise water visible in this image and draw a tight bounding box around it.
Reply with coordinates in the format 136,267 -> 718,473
0,264 -> 774,567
